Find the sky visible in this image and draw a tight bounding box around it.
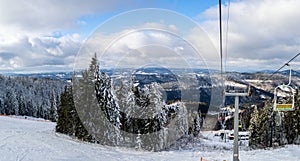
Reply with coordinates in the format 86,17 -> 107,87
1,0 -> 300,73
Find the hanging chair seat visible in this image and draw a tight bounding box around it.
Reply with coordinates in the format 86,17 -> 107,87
274,103 -> 294,111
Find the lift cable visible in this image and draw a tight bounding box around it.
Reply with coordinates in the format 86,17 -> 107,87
264,53 -> 300,81
224,0 -> 230,72
219,0 -> 223,77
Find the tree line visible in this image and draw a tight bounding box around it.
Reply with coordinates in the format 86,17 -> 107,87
0,75 -> 67,121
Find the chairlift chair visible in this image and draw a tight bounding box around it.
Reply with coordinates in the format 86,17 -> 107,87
224,80 -> 251,97
273,64 -> 295,111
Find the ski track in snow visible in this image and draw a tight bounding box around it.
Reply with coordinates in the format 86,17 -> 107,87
0,116 -> 299,161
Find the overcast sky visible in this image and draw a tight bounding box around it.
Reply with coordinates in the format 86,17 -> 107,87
1,0 -> 300,73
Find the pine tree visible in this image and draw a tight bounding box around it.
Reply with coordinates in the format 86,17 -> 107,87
294,88 -> 300,144
56,86 -> 92,141
193,111 -> 201,137
4,89 -> 18,115
249,105 -> 259,147
72,53 -> 102,142
292,109 -> 299,143
0,98 -> 4,114
256,104 -> 273,148
56,86 -> 72,134
97,72 -> 122,144
71,53 -> 123,145
292,88 -> 300,144
283,88 -> 300,144
122,80 -> 136,134
49,93 -> 56,122
95,66 -> 122,129
283,110 -> 297,144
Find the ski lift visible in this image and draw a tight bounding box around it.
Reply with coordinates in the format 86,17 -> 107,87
224,78 -> 252,97
273,64 -> 295,112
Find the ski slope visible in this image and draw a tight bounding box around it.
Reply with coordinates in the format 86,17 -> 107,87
0,116 -> 299,161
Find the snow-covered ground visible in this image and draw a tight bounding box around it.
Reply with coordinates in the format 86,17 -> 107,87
0,115 -> 299,161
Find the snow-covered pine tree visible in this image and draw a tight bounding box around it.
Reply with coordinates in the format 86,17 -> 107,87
283,88 -> 300,144
49,93 -> 56,122
0,98 -> 4,114
4,89 -> 18,115
135,130 -> 142,150
193,111 -> 201,137
56,86 -> 91,141
95,69 -> 122,129
122,80 -> 136,134
256,104 -> 273,148
84,53 -> 123,145
148,82 -> 167,126
294,88 -> 300,144
56,86 -> 74,135
249,105 -> 259,147
283,110 -> 297,144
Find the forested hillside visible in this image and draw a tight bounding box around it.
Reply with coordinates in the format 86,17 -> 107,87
0,75 -> 68,121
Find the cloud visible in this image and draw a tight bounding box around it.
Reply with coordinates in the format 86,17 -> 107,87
198,0 -> 300,71
3,0 -> 300,73
75,23 -> 184,70
0,0 -> 139,33
0,34 -> 80,72
0,0 -> 160,73
75,21 -> 215,72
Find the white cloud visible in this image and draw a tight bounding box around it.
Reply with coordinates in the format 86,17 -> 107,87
0,0 -> 154,73
198,0 -> 300,71
9,56 -> 23,69
0,34 -> 80,72
2,0 -> 299,73
0,0 -> 138,33
74,22 -> 215,71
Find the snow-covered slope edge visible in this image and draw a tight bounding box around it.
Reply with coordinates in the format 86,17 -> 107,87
0,116 -> 299,161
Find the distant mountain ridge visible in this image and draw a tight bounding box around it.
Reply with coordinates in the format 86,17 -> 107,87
5,68 -> 299,80
3,72 -> 74,81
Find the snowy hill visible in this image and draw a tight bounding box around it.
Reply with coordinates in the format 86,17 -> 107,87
4,71 -> 73,81
0,116 -> 299,161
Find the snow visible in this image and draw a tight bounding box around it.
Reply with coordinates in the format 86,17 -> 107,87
135,71 -> 157,75
225,81 -> 248,88
0,116 -> 300,161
